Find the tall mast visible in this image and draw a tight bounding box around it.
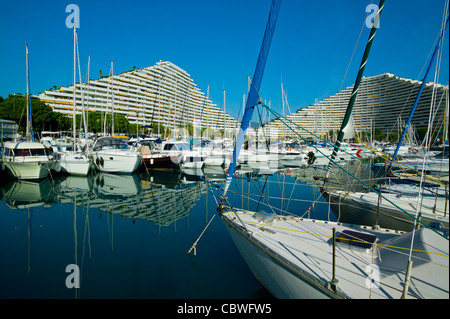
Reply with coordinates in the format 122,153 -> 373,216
86,54 -> 90,134
325,0 -> 385,177
110,60 -> 114,136
25,44 -> 33,142
75,32 -> 88,144
73,25 -> 77,144
223,89 -> 226,139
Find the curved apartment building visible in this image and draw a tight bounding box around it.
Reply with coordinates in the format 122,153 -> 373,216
39,61 -> 238,137
262,73 -> 448,142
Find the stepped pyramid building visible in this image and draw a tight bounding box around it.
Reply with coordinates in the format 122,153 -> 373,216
261,73 -> 448,141
39,61 -> 238,136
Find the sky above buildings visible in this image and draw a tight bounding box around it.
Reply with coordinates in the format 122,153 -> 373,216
0,0 -> 448,121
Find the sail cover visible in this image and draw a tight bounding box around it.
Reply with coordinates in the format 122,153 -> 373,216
223,0 -> 282,195
342,114 -> 355,140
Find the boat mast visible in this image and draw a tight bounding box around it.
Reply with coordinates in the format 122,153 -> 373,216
75,32 -> 88,145
199,84 -> 209,138
223,89 -> 226,139
25,44 -> 33,142
111,60 -> 114,136
389,15 -> 449,166
73,25 -> 77,145
223,0 -> 282,196
325,0 -> 385,178
86,54 -> 90,136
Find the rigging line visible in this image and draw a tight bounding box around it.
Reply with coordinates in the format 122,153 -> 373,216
357,138 -> 448,186
338,0 -> 373,94
250,178 -> 277,216
236,214 -> 449,258
261,102 -> 448,239
255,102 -> 270,150
255,175 -> 269,212
285,175 -> 298,212
226,188 -> 331,205
232,193 -> 303,217
227,190 -> 330,219
187,183 -> 218,256
406,6 -> 450,261
261,101 -> 373,166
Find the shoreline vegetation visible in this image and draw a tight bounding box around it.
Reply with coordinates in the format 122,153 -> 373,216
0,93 -> 436,144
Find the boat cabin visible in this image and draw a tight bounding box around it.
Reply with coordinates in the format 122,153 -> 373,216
2,141 -> 53,157
160,141 -> 191,152
92,137 -> 129,151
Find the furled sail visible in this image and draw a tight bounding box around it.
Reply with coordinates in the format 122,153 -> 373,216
325,0 -> 385,177
223,0 -> 282,196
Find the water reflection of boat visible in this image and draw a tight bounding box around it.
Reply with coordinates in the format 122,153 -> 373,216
141,170 -> 182,186
51,170 -> 207,229
120,181 -> 206,227
202,166 -> 227,184
2,178 -> 56,209
93,173 -> 142,198
181,167 -> 204,182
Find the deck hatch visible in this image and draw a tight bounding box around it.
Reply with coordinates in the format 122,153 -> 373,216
336,230 -> 377,250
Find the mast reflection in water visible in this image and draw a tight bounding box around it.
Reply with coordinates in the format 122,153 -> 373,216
0,167 -> 284,299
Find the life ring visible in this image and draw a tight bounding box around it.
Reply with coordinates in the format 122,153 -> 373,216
287,146 -> 292,151
278,146 -> 282,151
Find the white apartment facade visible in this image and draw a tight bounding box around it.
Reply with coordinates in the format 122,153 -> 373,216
261,73 -> 448,142
39,61 -> 238,137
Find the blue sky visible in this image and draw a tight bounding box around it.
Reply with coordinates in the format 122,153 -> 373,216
0,0 -> 448,120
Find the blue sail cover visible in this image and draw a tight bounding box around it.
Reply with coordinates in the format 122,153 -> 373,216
224,0 -> 282,195
390,15 -> 449,163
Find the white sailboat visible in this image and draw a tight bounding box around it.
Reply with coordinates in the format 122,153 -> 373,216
214,0 -> 449,299
2,45 -> 55,180
88,60 -> 142,174
54,25 -> 91,176
221,208 -> 448,299
90,136 -> 142,174
2,141 -> 55,180
158,140 -> 205,169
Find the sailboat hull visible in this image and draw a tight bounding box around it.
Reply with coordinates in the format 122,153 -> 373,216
223,215 -> 333,299
91,150 -> 142,174
2,141 -> 55,180
4,160 -> 53,180
321,190 -> 449,232
54,151 -> 92,176
220,209 -> 449,299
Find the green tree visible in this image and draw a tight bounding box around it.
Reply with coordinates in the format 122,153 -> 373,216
0,94 -> 71,138
416,127 -> 428,142
386,132 -> 399,142
374,128 -> 385,141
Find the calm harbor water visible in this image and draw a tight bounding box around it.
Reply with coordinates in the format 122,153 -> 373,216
0,163 -> 347,299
